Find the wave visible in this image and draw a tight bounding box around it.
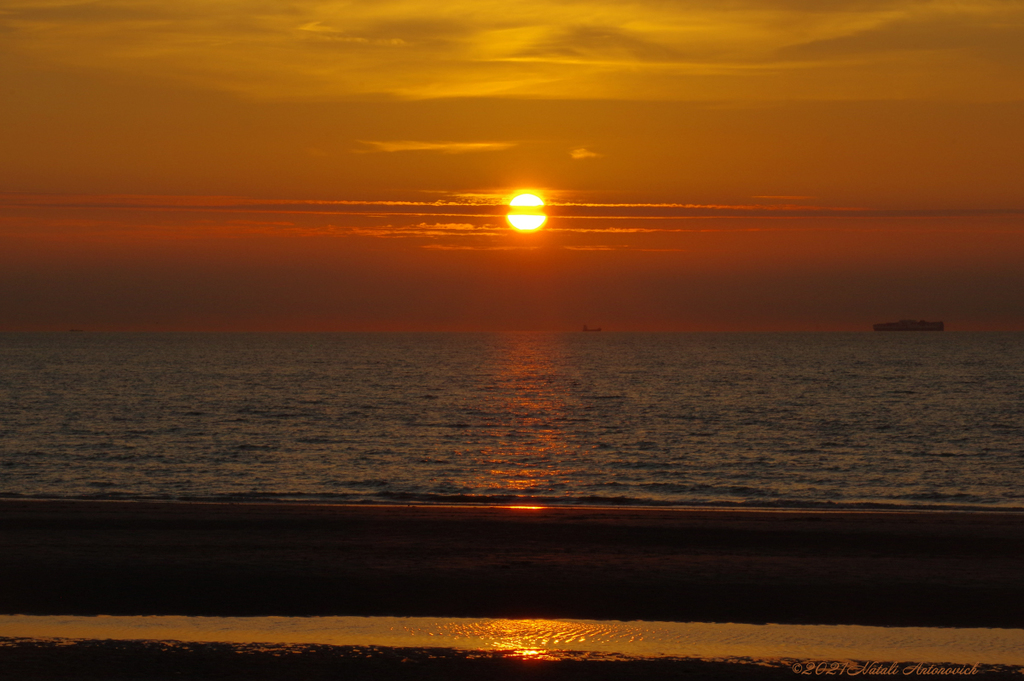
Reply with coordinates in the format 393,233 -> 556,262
2,490 -> 1022,513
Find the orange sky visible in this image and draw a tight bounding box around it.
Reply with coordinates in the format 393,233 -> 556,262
1,0 -> 1022,331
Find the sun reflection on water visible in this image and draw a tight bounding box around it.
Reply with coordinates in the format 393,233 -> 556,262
432,618 -> 601,655
462,335 -> 592,501
506,648 -> 559,660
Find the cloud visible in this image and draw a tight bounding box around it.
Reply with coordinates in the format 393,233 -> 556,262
342,223 -> 506,238
570,148 -> 601,159
421,244 -> 538,250
778,13 -> 1024,59
2,0 -> 1021,101
513,24 -> 684,63
7,193 -> 1023,230
356,140 -> 518,154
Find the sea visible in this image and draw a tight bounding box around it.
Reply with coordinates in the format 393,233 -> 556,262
1,332 -> 1022,510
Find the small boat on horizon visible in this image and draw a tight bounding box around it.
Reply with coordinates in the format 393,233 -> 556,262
873,320 -> 944,331
582,325 -> 602,332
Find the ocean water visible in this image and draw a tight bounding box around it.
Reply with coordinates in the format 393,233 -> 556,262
1,332 -> 1022,510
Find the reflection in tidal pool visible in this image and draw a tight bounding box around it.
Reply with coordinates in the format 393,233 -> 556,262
1,616 -> 1022,665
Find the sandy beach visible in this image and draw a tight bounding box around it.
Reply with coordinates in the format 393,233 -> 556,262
2,500 -> 1023,678
1,500 -> 1022,628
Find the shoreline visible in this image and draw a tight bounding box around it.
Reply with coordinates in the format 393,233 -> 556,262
4,495 -> 1023,514
2,499 -> 1022,628
5,614 -> 1024,663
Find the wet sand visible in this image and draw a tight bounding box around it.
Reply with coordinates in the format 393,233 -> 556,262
0,638 -> 801,681
1,500 -> 1022,628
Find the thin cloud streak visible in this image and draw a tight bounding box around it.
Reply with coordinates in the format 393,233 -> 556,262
3,195 -> 1024,233
355,140 -> 518,154
421,244 -> 539,250
342,223 -> 506,238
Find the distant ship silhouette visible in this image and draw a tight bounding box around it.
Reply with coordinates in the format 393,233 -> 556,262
582,325 -> 602,332
873,320 -> 944,331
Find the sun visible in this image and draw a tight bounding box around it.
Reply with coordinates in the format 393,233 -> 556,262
510,194 -> 543,207
507,193 -> 546,231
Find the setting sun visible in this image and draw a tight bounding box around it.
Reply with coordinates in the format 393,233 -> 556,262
510,194 -> 544,207
508,194 -> 547,231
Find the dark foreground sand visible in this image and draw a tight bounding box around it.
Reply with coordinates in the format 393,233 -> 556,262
1,500 -> 1023,679
0,638 -> 801,680
4,638 -> 1023,681
1,500 -> 1022,627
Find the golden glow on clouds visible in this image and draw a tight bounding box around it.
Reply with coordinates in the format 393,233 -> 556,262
1,0 -> 1022,101
1,3 -> 1023,332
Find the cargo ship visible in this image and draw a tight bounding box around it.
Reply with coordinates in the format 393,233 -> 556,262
582,325 -> 602,332
873,320 -> 944,331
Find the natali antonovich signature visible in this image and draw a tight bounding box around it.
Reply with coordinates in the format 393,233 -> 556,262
792,661 -> 982,676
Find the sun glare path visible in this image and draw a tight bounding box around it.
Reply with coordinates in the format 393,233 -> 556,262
508,193 -> 546,231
